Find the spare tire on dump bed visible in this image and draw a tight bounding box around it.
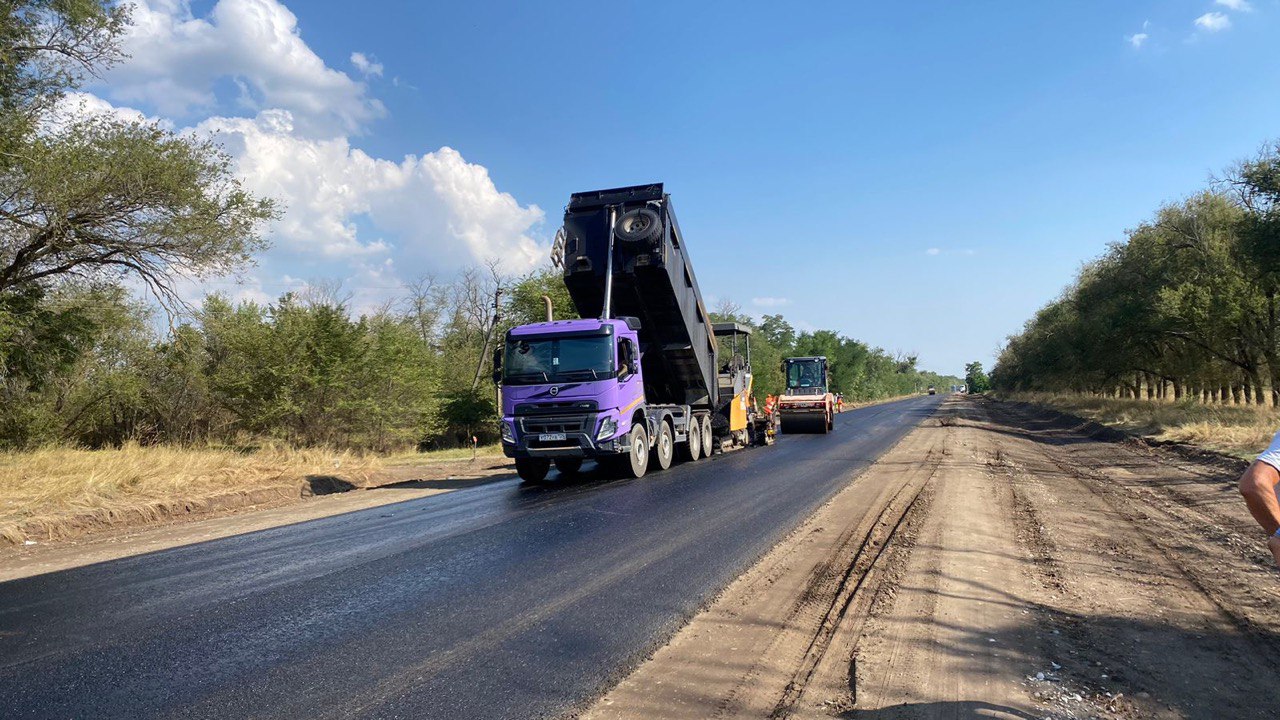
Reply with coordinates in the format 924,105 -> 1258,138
614,207 -> 662,244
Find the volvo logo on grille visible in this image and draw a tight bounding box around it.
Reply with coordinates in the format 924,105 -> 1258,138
549,386 -> 559,396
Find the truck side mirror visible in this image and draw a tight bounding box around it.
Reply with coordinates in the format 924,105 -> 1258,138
491,347 -> 503,384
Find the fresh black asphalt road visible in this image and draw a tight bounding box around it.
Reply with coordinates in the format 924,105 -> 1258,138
0,395 -> 943,719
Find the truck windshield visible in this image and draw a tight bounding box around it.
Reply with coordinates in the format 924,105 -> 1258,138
503,334 -> 615,385
786,361 -> 826,392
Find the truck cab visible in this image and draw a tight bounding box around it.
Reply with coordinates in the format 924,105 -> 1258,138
500,318 -> 649,477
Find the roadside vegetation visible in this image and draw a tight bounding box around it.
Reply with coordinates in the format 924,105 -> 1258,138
1002,392 -> 1280,459
0,444 -> 383,544
3,262 -> 959,455
994,142 -> 1280,422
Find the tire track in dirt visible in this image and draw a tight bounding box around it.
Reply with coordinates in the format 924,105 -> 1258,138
707,450 -> 939,720
769,449 -> 942,718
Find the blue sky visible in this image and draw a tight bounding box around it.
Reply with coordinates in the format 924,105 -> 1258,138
88,0 -> 1280,374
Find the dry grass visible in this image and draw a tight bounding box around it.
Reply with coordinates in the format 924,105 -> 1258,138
0,444 -> 382,545
1006,392 -> 1280,459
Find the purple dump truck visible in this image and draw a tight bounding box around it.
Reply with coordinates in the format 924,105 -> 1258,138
496,184 -> 758,483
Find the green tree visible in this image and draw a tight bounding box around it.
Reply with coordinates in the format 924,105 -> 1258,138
0,1 -> 275,305
758,314 -> 796,350
0,1 -> 126,148
965,361 -> 991,393
504,267 -> 572,328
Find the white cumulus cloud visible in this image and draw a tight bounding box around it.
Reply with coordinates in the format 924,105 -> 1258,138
1194,12 -> 1232,32
1127,32 -> 1148,49
926,248 -> 941,256
350,52 -> 384,78
103,0 -> 384,136
195,110 -> 546,273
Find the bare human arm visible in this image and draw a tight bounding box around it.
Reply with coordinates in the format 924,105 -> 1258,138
1238,460 -> 1280,568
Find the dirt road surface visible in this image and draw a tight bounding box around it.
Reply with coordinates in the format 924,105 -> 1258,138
586,395 -> 1280,719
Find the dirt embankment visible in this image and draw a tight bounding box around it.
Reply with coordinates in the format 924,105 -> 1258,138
584,395 -> 1280,719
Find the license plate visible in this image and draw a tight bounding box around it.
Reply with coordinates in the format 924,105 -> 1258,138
538,433 -> 567,442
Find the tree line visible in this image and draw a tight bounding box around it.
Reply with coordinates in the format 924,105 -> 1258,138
0,265 -> 959,451
993,141 -> 1280,403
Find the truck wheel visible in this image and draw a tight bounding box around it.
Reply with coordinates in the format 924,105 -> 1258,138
681,421 -> 702,461
700,415 -> 715,457
654,421 -> 674,471
554,458 -> 583,476
626,422 -> 650,478
615,207 -> 662,244
515,458 -> 551,484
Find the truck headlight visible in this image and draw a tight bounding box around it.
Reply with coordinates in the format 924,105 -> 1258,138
501,420 -> 515,444
597,417 -> 617,441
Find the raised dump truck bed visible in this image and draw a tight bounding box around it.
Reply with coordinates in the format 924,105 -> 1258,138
561,184 -> 717,410
499,183 -> 769,483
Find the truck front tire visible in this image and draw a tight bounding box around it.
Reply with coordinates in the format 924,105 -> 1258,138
516,458 -> 551,484
701,415 -> 715,457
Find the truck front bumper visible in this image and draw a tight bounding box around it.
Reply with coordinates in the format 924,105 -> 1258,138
501,412 -> 630,459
